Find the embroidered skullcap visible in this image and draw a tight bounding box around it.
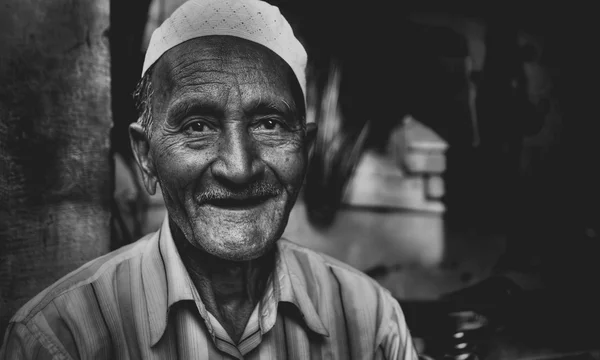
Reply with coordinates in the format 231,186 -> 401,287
142,0 -> 308,102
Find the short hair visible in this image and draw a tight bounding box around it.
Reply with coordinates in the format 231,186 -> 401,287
133,64 -> 155,138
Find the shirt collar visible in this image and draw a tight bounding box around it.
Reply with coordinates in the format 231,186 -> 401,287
262,240 -> 329,337
142,215 -> 329,346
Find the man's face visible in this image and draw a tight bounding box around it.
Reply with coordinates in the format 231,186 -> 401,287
131,36 -> 314,261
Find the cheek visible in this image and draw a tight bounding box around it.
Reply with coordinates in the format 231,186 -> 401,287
264,148 -> 307,187
152,143 -> 212,194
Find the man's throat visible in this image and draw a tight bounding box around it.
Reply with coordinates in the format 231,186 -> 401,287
190,256 -> 273,344
174,234 -> 275,344
213,296 -> 257,344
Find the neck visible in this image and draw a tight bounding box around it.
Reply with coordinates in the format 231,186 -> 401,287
170,219 -> 275,344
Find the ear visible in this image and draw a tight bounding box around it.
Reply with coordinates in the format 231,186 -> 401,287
129,122 -> 157,195
305,122 -> 318,160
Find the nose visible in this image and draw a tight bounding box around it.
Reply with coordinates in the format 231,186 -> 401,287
211,126 -> 265,187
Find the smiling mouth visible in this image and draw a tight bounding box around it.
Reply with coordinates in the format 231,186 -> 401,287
206,195 -> 273,210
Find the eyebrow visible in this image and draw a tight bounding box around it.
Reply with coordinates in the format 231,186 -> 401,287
166,98 -> 223,124
245,99 -> 297,120
165,96 -> 299,125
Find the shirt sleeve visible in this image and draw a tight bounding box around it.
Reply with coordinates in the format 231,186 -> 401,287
1,321 -> 73,360
374,292 -> 420,360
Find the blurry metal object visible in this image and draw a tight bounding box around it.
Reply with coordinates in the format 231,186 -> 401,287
399,277 -> 525,359
343,116 -> 447,212
343,150 -> 445,213
443,311 -> 488,360
303,61 -> 370,228
438,276 -> 522,359
389,116 -> 448,175
410,306 -> 490,360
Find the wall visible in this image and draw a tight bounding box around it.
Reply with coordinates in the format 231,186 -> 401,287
0,0 -> 112,340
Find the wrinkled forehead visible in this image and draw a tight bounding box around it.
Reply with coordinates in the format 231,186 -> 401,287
152,36 -> 297,99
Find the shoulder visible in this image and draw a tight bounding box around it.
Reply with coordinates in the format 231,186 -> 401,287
10,233 -> 154,325
279,238 -> 387,286
278,238 -> 412,356
279,238 -> 398,310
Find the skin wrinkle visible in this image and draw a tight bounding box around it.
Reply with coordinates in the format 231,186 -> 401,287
134,38 -> 304,139
129,36 -> 316,345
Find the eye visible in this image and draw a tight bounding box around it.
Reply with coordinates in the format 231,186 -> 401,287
184,120 -> 212,133
256,118 -> 283,131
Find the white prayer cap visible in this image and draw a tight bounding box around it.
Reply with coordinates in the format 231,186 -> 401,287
142,0 -> 308,101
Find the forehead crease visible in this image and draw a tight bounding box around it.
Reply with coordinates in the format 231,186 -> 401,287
154,37 -> 296,107
170,72 -> 278,103
168,54 -> 272,85
171,67 -> 283,99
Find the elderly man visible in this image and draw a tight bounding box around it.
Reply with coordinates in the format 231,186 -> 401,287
0,0 -> 418,359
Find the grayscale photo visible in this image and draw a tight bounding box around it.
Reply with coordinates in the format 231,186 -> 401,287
1,0 -> 598,359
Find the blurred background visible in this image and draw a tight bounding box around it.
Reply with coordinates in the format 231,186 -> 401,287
1,0 -> 599,358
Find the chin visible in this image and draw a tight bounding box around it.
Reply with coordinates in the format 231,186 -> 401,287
217,242 -> 275,261
187,197 -> 292,261
193,222 -> 284,262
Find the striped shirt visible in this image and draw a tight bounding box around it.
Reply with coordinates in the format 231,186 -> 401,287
1,216 -> 418,359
